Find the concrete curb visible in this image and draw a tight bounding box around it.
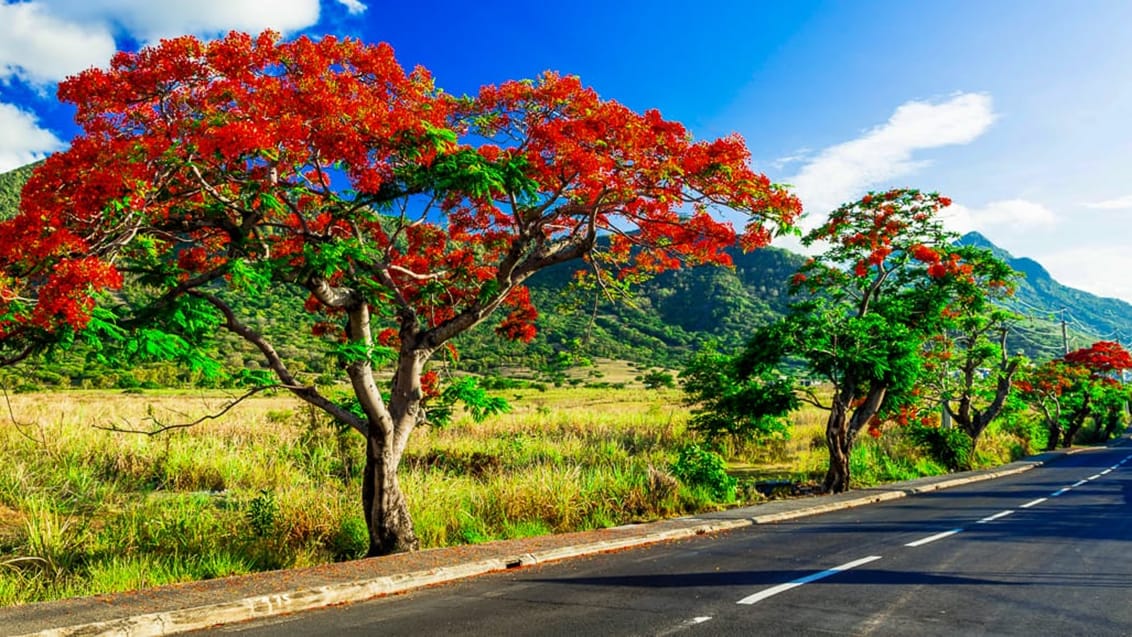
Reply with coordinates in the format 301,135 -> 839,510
14,447 -> 1089,637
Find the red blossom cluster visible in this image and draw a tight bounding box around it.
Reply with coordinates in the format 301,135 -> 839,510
2,31 -> 802,366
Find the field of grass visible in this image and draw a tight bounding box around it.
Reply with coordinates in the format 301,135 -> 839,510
0,379 -> 1043,606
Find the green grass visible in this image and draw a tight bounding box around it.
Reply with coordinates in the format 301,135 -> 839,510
0,385 -> 1050,606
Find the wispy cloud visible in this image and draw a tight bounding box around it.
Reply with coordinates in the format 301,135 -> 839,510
0,102 -> 66,172
787,93 -> 996,224
1081,194 -> 1132,210
941,199 -> 1058,234
38,0 -> 323,43
335,0 -> 367,15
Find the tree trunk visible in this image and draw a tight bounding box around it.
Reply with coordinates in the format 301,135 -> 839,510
1045,422 -> 1061,451
950,358 -> 1018,465
822,384 -> 886,494
1060,402 -> 1091,448
823,398 -> 852,493
362,430 -> 419,556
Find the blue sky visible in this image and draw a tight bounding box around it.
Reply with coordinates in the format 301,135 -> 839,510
2,0 -> 1131,303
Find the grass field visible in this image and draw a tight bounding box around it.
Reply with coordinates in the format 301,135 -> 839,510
0,377 -> 1042,606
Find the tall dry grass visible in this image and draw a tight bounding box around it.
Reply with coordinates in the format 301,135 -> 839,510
0,384 -> 1043,606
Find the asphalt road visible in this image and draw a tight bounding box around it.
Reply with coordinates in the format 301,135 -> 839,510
208,444 -> 1132,636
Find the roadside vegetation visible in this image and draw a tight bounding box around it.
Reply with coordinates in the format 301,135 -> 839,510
0,368 -> 1057,607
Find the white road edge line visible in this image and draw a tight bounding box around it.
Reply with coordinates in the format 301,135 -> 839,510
905,528 -> 963,547
736,555 -> 882,605
976,510 -> 1014,524
1020,497 -> 1047,508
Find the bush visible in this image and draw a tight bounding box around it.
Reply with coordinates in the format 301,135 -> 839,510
641,370 -> 675,390
330,516 -> 369,560
670,443 -> 736,502
906,424 -> 973,471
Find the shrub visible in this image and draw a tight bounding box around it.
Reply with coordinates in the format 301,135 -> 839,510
641,370 -> 675,390
906,424 -> 973,471
669,443 -> 736,502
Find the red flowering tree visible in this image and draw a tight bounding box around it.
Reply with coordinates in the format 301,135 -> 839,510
1021,341 -> 1132,448
920,249 -> 1021,458
0,31 -> 800,554
775,190 -> 1001,492
1017,360 -> 1093,449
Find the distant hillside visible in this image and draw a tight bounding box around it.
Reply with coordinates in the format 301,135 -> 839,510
957,231 -> 1132,357
454,246 -> 806,372
0,162 -> 40,220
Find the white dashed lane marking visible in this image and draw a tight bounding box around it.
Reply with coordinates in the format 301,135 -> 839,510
736,556 -> 883,605
977,510 -> 1014,524
905,528 -> 963,548
731,451 -> 1132,610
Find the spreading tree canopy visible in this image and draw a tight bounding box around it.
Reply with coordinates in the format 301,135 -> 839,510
0,31 -> 800,554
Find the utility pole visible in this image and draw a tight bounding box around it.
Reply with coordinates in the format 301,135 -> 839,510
1061,310 -> 1069,355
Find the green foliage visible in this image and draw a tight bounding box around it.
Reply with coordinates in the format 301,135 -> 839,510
669,442 -> 737,502
640,370 -> 675,390
246,490 -> 279,538
426,376 -> 511,427
681,339 -> 795,444
330,516 -> 370,560
906,424 -> 973,471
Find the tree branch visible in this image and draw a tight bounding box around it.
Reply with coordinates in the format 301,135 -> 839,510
188,290 -> 368,434
93,385 -> 279,436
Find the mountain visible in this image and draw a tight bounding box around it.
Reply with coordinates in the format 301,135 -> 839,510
0,162 -> 40,220
957,231 -> 1132,357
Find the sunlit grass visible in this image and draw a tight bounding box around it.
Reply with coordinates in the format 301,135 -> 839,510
0,383 -> 1047,605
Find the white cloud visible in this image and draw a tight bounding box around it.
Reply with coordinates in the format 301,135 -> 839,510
0,1 -> 117,84
1040,246 -> 1132,303
335,0 -> 367,15
941,199 -> 1058,234
788,93 -> 996,223
0,101 -> 66,172
1,0 -> 335,85
1081,194 -> 1132,210
38,0 -> 322,42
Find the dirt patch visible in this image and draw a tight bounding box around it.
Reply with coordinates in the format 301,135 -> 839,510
0,504 -> 25,543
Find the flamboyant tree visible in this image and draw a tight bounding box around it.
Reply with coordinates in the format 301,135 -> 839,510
0,31 -> 800,555
1018,341 -> 1132,449
756,190 -> 1003,492
921,250 -> 1021,458
1017,360 -> 1093,450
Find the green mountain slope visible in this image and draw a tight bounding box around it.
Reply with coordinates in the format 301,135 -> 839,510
957,231 -> 1132,357
0,162 -> 40,220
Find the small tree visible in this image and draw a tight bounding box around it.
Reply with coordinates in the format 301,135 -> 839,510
1059,341 -> 1132,445
1017,360 -> 1092,450
922,249 -> 1022,460
680,336 -> 795,444
0,32 -> 800,555
745,190 -> 1005,492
